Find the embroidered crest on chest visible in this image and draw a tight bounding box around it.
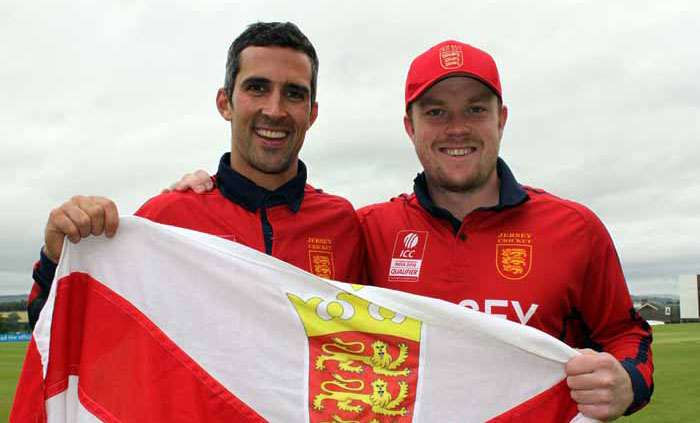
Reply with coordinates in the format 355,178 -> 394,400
496,232 -> 533,281
308,237 -> 336,280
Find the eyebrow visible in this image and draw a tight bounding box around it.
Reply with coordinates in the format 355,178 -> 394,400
240,77 -> 310,95
417,93 -> 494,109
240,76 -> 270,87
415,97 -> 445,108
466,92 -> 493,103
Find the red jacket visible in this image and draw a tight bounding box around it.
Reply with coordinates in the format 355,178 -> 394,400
358,158 -> 653,414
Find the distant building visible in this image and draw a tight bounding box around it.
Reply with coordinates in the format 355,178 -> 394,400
679,274 -> 700,323
637,300 -> 680,324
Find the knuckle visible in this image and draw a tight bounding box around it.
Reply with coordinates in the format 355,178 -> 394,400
93,197 -> 107,209
194,169 -> 209,180
75,213 -> 91,229
101,198 -> 117,210
83,202 -> 102,216
48,207 -> 63,220
565,375 -> 575,388
64,225 -> 80,240
600,374 -> 615,389
602,356 -> 616,369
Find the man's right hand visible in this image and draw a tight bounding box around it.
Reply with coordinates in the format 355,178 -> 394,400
162,170 -> 214,194
43,195 -> 119,263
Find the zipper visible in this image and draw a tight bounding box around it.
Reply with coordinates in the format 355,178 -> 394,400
260,205 -> 274,255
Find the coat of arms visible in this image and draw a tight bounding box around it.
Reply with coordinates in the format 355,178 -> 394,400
496,244 -> 532,280
288,289 -> 421,422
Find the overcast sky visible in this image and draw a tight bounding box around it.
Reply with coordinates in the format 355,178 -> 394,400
2,0 -> 698,297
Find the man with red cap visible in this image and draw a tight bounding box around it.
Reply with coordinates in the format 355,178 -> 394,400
357,41 -> 653,421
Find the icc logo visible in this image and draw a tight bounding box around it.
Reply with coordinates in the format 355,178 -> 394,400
399,233 -> 420,258
389,230 -> 428,282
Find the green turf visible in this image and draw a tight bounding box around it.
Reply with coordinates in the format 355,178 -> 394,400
0,341 -> 28,422
1,324 -> 698,421
615,322 -> 700,422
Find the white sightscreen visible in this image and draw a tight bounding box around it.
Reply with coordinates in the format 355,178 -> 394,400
679,275 -> 699,319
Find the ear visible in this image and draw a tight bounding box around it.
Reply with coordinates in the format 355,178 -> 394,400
216,88 -> 232,121
498,104 -> 508,137
308,101 -> 319,128
403,114 -> 416,146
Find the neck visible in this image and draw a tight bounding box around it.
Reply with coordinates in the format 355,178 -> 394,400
230,155 -> 298,191
427,174 -> 500,221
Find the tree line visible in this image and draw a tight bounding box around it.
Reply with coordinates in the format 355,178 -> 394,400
0,312 -> 30,333
0,300 -> 27,312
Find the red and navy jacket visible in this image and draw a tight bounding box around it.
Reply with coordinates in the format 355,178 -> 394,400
29,153 -> 365,326
358,158 -> 653,414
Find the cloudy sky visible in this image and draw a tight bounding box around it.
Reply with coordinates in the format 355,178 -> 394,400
1,0 -> 698,296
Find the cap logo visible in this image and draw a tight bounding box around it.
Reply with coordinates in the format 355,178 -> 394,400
439,44 -> 463,69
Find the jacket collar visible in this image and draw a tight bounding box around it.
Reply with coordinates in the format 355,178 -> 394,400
215,152 -> 306,213
413,157 -> 529,230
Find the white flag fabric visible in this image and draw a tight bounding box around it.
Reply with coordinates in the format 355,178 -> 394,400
11,216 -> 596,423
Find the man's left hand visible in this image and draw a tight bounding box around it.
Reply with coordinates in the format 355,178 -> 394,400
566,349 -> 633,421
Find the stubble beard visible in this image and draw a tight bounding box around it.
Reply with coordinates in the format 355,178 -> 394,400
241,114 -> 300,175
430,159 -> 497,194
425,135 -> 497,194
249,148 -> 296,175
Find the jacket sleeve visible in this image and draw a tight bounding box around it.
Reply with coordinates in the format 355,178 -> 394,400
27,249 -> 58,329
581,214 -> 653,415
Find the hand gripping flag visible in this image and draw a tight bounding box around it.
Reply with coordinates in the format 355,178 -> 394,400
11,217 -> 597,423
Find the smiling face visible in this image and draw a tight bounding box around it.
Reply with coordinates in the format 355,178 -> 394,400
216,46 -> 318,190
405,76 -> 507,195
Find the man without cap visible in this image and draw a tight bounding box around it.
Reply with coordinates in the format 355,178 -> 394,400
27,22 -> 365,325
172,40 -> 653,421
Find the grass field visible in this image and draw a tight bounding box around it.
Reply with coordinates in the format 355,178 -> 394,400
1,323 -> 698,421
616,322 -> 700,422
0,341 -> 27,421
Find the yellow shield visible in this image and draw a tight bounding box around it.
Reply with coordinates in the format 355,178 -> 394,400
288,290 -> 421,423
496,244 -> 532,280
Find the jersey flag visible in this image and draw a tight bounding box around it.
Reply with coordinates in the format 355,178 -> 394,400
11,217 -> 597,423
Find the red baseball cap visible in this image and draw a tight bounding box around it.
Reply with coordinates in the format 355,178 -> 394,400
405,40 -> 502,110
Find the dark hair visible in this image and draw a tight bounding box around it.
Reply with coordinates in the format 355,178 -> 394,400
224,22 -> 319,104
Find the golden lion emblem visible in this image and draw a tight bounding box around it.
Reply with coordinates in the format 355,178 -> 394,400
320,415 -> 382,423
501,248 -> 527,273
313,374 -> 409,417
315,338 -> 411,377
497,245 -> 532,280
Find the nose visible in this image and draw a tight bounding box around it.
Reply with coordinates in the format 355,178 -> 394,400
261,90 -> 286,120
444,113 -> 471,137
